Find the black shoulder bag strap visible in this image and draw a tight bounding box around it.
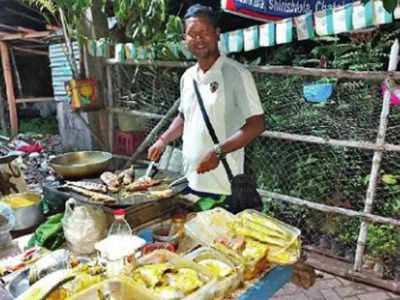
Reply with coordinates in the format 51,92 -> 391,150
193,79 -> 234,182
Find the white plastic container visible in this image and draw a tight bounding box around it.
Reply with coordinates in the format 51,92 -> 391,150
70,276 -> 157,300
133,249 -> 217,300
95,235 -> 145,277
185,247 -> 243,299
184,208 -> 236,246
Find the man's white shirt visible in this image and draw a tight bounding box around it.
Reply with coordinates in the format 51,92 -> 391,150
178,55 -> 264,195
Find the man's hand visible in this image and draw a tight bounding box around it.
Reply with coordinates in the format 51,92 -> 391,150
196,149 -> 220,174
147,139 -> 165,161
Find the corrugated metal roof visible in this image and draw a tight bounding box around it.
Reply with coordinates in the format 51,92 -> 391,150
48,42 -> 80,102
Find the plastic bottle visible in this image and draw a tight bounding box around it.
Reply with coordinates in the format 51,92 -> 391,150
108,209 -> 132,237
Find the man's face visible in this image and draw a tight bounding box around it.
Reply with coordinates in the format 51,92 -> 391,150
185,16 -> 220,59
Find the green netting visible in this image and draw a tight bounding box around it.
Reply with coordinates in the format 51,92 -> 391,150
108,63 -> 400,277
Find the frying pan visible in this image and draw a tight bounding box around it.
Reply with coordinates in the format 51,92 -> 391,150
49,151 -> 112,179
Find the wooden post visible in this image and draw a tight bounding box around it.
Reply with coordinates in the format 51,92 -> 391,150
0,41 -> 18,134
0,88 -> 6,133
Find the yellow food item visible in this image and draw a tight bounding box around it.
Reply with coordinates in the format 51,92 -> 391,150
164,268 -> 204,295
46,287 -> 68,300
241,238 -> 269,265
2,193 -> 39,208
198,259 -> 233,279
239,213 -> 292,240
133,263 -> 173,288
232,220 -> 288,247
267,238 -> 301,265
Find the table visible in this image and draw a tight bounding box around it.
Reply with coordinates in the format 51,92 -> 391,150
236,266 -> 293,299
137,229 -> 293,300
1,229 -> 293,300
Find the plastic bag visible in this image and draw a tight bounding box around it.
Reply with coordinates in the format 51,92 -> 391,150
26,213 -> 64,250
0,202 -> 15,248
62,198 -> 107,255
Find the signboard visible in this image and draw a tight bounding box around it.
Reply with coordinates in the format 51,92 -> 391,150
222,0 -> 356,21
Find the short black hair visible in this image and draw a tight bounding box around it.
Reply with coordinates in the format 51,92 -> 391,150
184,4 -> 219,28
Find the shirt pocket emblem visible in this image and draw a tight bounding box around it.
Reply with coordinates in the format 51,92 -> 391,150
210,81 -> 219,93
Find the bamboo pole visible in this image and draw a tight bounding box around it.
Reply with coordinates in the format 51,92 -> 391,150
106,58 -> 194,69
105,59 -> 400,80
261,131 -> 400,152
15,97 -> 54,104
0,30 -> 51,41
58,8 -> 78,80
258,190 -> 400,227
106,65 -> 114,152
305,250 -> 400,294
12,46 -> 48,56
123,98 -> 180,168
0,41 -> 18,134
108,107 -> 165,120
353,79 -> 392,272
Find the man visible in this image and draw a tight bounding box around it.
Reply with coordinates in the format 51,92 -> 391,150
148,4 -> 264,210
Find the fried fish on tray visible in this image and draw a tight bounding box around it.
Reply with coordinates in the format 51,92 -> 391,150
117,165 -> 135,185
65,181 -> 107,193
65,185 -> 115,203
126,178 -> 163,192
100,171 -> 120,192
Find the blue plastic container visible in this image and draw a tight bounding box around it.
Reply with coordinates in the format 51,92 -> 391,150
303,83 -> 333,103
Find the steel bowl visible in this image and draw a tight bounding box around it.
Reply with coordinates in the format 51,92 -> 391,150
49,151 -> 112,179
0,192 -> 43,231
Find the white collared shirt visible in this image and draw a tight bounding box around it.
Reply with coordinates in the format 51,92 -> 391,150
179,55 -> 264,195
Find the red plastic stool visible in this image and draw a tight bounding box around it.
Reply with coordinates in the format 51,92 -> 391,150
114,129 -> 146,155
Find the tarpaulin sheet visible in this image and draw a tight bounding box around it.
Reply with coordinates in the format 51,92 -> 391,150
222,0 -> 356,21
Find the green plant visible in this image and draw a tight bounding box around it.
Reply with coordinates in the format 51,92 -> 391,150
19,117 -> 59,135
23,0 -> 92,41
316,77 -> 337,84
113,0 -> 167,44
336,216 -> 361,247
378,172 -> 400,217
367,224 -> 400,259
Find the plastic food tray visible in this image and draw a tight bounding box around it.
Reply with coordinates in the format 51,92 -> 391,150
184,208 -> 269,279
184,208 -> 236,246
132,249 -> 217,300
236,210 -> 301,265
185,247 -> 243,300
70,276 -> 157,300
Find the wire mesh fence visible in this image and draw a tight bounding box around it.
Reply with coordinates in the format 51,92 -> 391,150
107,61 -> 400,280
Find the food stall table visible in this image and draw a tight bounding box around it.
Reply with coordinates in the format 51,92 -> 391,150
234,266 -> 293,299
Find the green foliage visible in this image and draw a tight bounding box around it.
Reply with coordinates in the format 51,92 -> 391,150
23,0 -> 92,35
378,172 -> 400,217
367,224 -> 400,258
19,117 -> 59,135
113,0 -> 167,44
336,216 -> 361,247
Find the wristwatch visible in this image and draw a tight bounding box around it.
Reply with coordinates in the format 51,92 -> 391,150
214,144 -> 225,159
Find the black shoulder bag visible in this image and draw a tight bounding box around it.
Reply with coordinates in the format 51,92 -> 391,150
193,80 -> 262,213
